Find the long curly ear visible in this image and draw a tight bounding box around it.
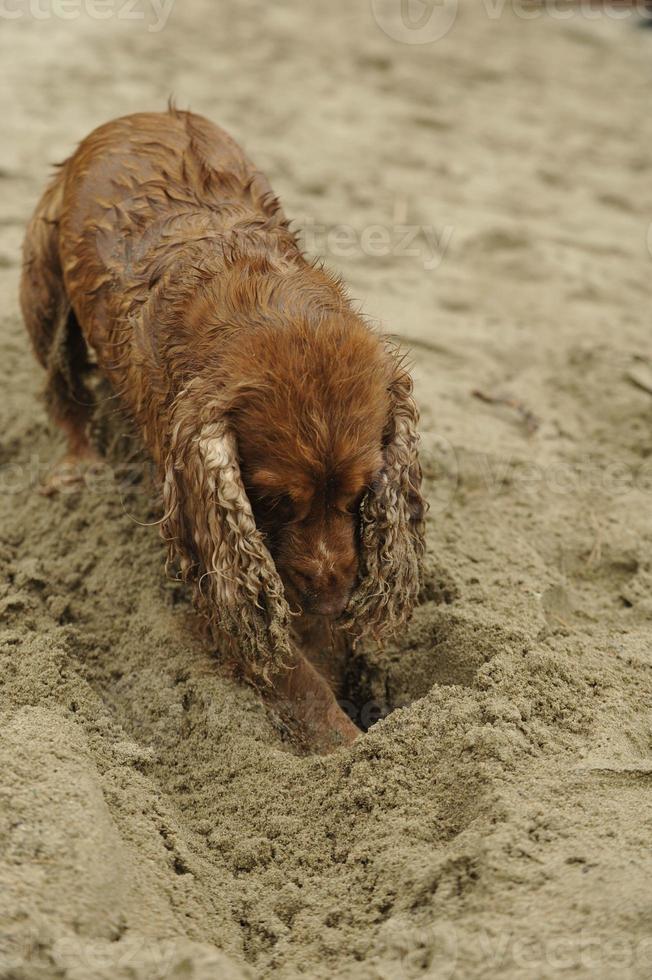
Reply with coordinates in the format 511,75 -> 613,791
345,366 -> 426,639
161,414 -> 292,680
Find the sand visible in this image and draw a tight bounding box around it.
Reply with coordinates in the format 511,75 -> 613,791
1,2 -> 652,978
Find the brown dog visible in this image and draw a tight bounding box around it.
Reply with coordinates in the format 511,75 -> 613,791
20,107 -> 425,752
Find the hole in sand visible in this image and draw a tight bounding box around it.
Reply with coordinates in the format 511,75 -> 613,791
340,565 -> 510,731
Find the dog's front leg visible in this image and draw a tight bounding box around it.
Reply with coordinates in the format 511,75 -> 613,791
270,652 -> 360,754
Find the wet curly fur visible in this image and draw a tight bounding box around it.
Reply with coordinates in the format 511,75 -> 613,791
344,371 -> 424,638
20,107 -> 425,707
163,408 -> 293,675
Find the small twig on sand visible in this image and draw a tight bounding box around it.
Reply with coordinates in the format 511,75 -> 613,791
626,366 -> 652,397
550,613 -> 574,632
472,389 -> 541,436
586,511 -> 604,568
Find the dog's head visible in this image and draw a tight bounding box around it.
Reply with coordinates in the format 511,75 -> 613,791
240,401 -> 385,621
162,315 -> 425,678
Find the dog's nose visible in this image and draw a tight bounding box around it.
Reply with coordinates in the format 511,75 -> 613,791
309,593 -> 350,618
285,567 -> 353,618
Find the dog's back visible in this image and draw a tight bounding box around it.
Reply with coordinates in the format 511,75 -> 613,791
21,108 -> 304,461
43,109 -> 295,348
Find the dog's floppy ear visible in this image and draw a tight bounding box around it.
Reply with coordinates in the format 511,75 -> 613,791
161,393 -> 292,680
345,363 -> 426,639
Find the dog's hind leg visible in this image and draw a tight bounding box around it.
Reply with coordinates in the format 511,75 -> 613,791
20,175 -> 100,494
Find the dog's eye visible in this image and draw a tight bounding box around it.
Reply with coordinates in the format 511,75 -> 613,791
251,492 -> 294,527
271,493 -> 297,523
269,492 -> 313,526
334,491 -> 365,517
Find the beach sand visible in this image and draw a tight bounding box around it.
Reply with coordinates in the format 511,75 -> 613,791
1,2 -> 652,977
